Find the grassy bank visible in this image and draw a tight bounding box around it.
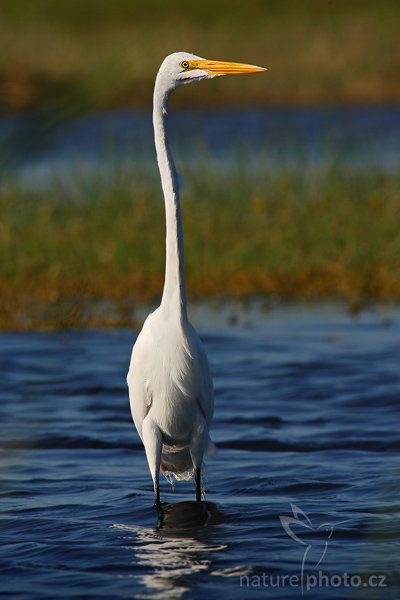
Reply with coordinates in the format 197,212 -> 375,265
1,165 -> 399,329
1,0 -> 400,112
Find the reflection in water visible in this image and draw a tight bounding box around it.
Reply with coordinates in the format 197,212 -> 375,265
113,502 -> 227,599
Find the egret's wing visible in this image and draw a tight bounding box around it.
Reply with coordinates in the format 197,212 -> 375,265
198,343 -> 214,426
127,324 -> 153,440
188,324 -> 214,427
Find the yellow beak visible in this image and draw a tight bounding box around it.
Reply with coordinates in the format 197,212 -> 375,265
194,59 -> 268,75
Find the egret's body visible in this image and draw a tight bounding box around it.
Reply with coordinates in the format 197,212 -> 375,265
127,52 -> 266,507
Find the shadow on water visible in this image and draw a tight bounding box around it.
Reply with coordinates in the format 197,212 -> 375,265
157,500 -> 227,532
113,502 -> 228,599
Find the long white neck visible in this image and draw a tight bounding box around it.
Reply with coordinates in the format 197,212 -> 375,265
153,80 -> 187,322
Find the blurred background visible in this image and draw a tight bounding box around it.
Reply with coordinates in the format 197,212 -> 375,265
1,0 -> 400,328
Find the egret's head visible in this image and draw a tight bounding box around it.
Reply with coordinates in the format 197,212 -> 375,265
156,52 -> 267,93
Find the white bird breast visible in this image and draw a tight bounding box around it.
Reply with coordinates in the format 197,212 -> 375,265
127,309 -> 213,446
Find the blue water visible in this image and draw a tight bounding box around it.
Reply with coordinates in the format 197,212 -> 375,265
1,105 -> 400,190
1,303 -> 400,599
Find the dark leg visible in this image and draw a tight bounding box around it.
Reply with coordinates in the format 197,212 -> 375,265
154,480 -> 164,526
195,467 -> 202,502
154,478 -> 161,510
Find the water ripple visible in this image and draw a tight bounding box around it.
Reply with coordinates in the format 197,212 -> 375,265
1,304 -> 400,599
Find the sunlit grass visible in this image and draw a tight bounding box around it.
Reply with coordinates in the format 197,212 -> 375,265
1,164 -> 399,329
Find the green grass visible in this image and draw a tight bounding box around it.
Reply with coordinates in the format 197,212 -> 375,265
1,0 -> 399,113
1,164 -> 399,329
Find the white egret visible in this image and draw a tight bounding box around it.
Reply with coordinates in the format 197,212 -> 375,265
127,52 -> 266,508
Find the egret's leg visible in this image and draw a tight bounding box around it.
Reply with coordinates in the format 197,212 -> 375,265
142,416 -> 163,509
190,416 -> 208,502
195,467 -> 202,502
154,477 -> 161,508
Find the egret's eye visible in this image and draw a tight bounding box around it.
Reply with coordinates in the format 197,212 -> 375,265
180,61 -> 190,70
